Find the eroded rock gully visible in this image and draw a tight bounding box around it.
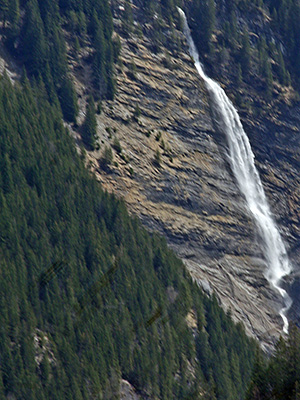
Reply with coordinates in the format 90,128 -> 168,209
70,12 -> 300,350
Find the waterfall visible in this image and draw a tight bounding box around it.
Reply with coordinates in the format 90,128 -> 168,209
178,8 -> 292,333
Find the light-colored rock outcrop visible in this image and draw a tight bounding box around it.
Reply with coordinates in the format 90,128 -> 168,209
65,2 -> 300,351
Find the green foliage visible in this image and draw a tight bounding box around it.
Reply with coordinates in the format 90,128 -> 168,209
82,96 -> 97,149
276,49 -> 288,85
131,0 -> 182,52
240,31 -> 251,77
189,0 -> 216,54
112,137 -> 122,154
0,74 -> 256,399
91,14 -> 116,100
257,38 -> 274,100
154,148 -> 162,167
0,0 -> 9,26
101,145 -> 113,169
246,325 -> 300,400
127,59 -> 137,80
2,0 -> 118,114
112,34 -> 121,63
187,0 -> 300,102
9,0 -> 20,27
132,103 -> 141,121
237,63 -> 242,87
121,0 -> 133,36
268,0 -> 300,88
58,77 -> 78,123
264,59 -> 273,101
19,0 -> 47,77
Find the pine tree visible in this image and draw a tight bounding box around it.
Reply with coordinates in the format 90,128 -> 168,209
40,355 -> 50,385
101,145 -> 113,170
37,0 -> 60,24
8,0 -> 20,26
153,148 -> 161,167
191,0 -> 215,54
287,324 -> 300,393
20,0 -> 47,77
265,60 -> 273,101
0,0 -> 9,27
237,63 -> 242,87
277,49 -> 287,85
82,96 -> 97,149
58,77 -> 78,123
4,0 -> 20,50
122,0 -> 133,36
49,27 -> 68,87
161,0 -> 174,22
92,22 -> 107,97
240,31 -> 251,77
1,154 -> 13,194
2,343 -> 16,393
246,346 -> 268,400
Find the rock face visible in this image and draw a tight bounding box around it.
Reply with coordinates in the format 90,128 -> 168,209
120,380 -> 143,400
249,102 -> 300,332
68,2 -> 300,350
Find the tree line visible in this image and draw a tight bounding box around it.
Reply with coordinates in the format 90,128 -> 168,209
0,67 -> 257,398
187,0 -> 300,102
0,0 -> 119,124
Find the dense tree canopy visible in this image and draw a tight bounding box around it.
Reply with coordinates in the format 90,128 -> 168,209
246,325 -> 300,400
188,0 -> 300,98
0,69 -> 256,399
2,1 -> 298,398
1,0 -> 119,123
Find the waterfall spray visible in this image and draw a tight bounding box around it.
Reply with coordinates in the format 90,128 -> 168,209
178,8 -> 292,333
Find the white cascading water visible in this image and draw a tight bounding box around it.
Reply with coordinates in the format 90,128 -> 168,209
178,8 -> 292,333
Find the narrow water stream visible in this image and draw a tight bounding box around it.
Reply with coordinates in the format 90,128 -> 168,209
178,8 -> 292,333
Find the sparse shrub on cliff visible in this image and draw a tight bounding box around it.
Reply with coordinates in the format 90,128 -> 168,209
132,104 -> 141,122
153,148 -> 162,167
101,145 -> 113,170
112,137 -> 122,154
240,31 -> 251,77
127,60 -> 137,80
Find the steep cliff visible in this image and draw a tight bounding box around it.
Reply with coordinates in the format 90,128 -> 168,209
0,2 -> 261,398
64,0 -> 300,350
189,0 -> 300,329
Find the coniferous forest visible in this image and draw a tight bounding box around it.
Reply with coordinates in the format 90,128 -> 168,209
0,68 -> 256,399
0,0 -> 299,399
188,0 -> 300,104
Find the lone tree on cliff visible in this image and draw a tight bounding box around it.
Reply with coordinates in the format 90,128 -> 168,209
82,96 -> 97,150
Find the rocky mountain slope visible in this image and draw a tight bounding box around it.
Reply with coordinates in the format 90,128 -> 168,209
61,1 -> 300,351
1,0 -> 294,351
0,2 -> 262,399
